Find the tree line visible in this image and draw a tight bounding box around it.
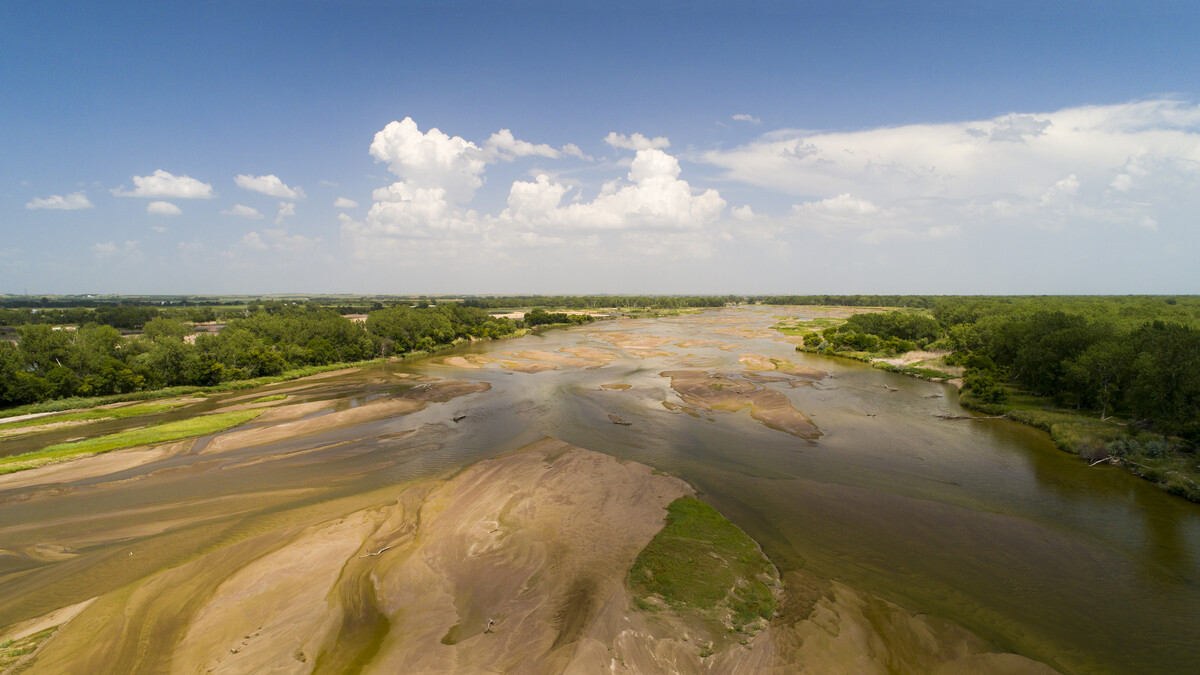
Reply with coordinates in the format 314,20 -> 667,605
804,297 -> 1200,442
0,303 -> 587,408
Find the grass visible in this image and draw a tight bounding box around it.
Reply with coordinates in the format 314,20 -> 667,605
0,627 -> 57,670
629,496 -> 777,634
771,316 -> 841,336
0,409 -> 264,475
248,393 -> 288,404
0,399 -> 196,433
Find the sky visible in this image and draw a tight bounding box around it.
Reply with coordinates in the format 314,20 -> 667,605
3,0 -> 1200,296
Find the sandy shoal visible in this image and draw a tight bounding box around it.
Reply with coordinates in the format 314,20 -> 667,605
201,380 -> 489,454
738,353 -> 828,380
662,369 -> 822,440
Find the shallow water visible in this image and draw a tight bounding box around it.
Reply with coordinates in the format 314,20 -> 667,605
1,307 -> 1197,673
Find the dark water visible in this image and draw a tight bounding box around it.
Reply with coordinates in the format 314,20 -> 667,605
1,308 -> 1197,674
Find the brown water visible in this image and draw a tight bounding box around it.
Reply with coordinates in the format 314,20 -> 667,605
1,307 -> 1197,674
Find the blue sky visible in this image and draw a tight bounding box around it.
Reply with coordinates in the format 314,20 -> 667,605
4,0 -> 1199,295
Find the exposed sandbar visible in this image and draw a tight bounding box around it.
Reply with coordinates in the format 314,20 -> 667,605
661,369 -> 821,440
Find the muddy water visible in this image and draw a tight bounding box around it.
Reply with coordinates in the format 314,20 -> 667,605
2,307 -> 1198,673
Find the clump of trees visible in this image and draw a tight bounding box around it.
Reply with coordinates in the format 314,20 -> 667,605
808,310 -> 936,356
522,309 -> 594,327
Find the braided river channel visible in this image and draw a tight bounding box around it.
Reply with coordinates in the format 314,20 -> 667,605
1,307 -> 1197,673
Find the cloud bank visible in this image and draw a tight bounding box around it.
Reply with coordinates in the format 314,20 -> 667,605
702,99 -> 1200,242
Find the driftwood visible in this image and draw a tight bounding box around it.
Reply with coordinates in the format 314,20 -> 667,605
934,413 -> 1005,421
883,385 -> 898,392
452,414 -> 467,422
359,545 -> 392,558
608,413 -> 633,426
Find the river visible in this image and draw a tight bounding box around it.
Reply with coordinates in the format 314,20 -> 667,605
1,307 -> 1197,673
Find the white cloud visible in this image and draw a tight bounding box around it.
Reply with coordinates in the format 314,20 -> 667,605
221,204 -> 264,219
561,143 -> 592,161
112,170 -> 213,198
986,114 -> 1052,143
241,231 -> 267,250
319,179 -> 338,187
92,240 -> 140,259
732,114 -> 762,124
150,224 -> 168,233
344,121 -> 729,265
703,99 -> 1200,235
370,117 -> 488,203
605,132 -> 670,151
147,201 -> 182,216
227,228 -> 320,258
25,191 -> 93,210
500,148 -> 726,232
1040,174 -> 1080,205
235,174 -> 303,199
275,201 -> 295,225
333,197 -> 358,209
483,129 -> 561,160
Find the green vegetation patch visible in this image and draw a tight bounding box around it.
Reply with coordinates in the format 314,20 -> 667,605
0,400 -> 194,433
0,627 -> 58,669
629,496 -> 778,632
873,362 -> 956,381
0,410 -> 264,474
248,393 -> 288,404
771,316 -> 841,336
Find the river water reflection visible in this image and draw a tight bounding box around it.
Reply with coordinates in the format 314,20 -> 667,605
1,307 -> 1197,673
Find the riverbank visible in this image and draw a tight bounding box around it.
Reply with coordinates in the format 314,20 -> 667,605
959,390 -> 1200,503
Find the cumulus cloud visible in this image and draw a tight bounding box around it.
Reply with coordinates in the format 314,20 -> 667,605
25,191 -> 93,210
147,201 -> 182,216
499,148 -> 726,232
235,174 -> 304,199
112,170 -> 213,198
221,204 -> 264,219
150,224 -> 168,233
333,197 -> 358,208
370,117 -> 489,202
343,119 -> 730,265
275,201 -> 295,225
605,132 -> 670,151
484,129 -> 561,160
703,98 -> 1200,237
732,114 -> 762,124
